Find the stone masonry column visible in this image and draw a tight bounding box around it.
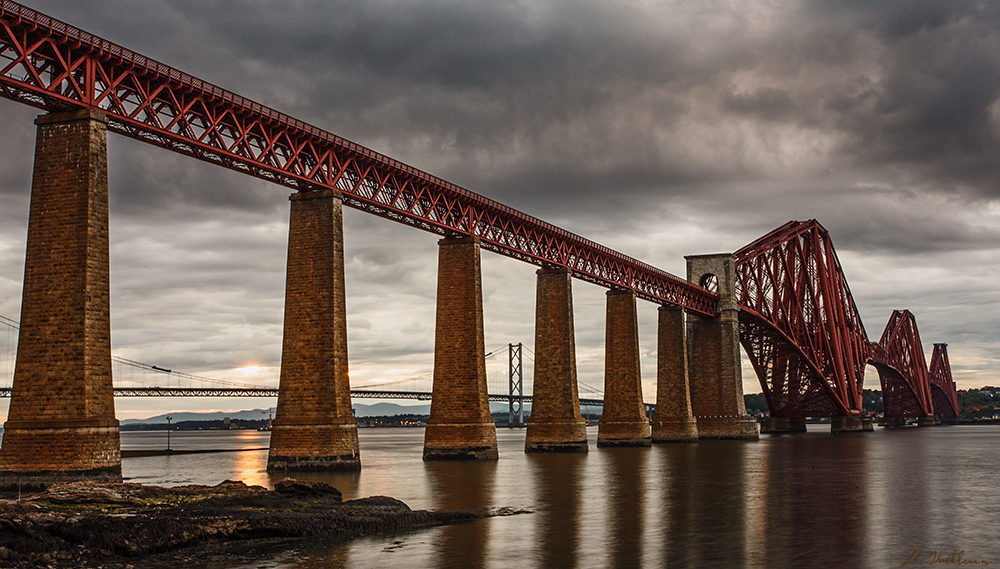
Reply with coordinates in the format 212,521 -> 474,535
597,288 -> 651,447
0,110 -> 121,484
651,305 -> 699,442
525,267 -> 588,452
268,189 -> 360,472
423,235 -> 498,460
685,254 -> 759,440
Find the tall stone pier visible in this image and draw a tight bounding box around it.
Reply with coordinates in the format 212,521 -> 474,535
423,235 -> 498,460
685,254 -> 759,440
651,305 -> 699,442
268,189 -> 360,471
525,267 -> 588,452
597,288 -> 651,447
0,110 -> 121,484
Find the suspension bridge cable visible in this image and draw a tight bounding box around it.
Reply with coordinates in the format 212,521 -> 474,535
0,313 -> 270,390
110,355 -> 268,389
353,373 -> 432,390
2,313 -> 594,402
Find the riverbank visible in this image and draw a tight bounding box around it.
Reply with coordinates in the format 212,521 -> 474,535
0,479 -> 508,568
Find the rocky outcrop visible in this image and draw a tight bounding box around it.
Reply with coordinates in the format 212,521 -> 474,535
0,479 -> 493,568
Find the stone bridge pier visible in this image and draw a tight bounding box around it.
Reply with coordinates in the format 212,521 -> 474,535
267,189 -> 360,472
0,110 -> 121,484
423,235 -> 498,460
651,305 -> 699,442
598,288 -> 652,447
685,254 -> 759,441
0,110 -> 761,478
524,267 -> 588,452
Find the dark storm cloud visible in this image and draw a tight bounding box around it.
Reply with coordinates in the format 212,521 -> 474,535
4,0 -> 1000,404
677,181 -> 1000,255
19,0 -> 1000,210
95,0 -> 716,212
107,141 -> 288,220
0,108 -> 34,199
803,1 -> 1000,193
720,87 -> 797,121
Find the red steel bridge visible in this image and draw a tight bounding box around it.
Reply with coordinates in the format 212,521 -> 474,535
0,2 -> 958,422
736,220 -> 960,421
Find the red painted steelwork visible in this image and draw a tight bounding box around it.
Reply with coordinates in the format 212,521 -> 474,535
870,310 -> 934,419
734,220 -> 869,417
0,1 -> 716,316
929,343 -> 960,419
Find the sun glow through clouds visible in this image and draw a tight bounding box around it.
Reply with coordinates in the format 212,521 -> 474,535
235,364 -> 267,377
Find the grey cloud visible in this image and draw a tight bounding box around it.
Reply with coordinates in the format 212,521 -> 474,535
720,87 -> 797,121
4,0 -> 1000,408
806,0 -> 1000,40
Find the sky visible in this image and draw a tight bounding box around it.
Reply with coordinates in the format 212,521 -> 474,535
2,0 -> 999,420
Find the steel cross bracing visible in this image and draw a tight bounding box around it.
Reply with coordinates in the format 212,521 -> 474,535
734,220 -> 870,417
870,310 -> 934,419
928,344 -> 960,419
0,1 -> 716,316
736,221 -> 960,419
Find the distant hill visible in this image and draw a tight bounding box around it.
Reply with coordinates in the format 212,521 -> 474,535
122,402 -> 434,424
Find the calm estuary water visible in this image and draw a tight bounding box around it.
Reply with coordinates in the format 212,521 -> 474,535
121,425 -> 1000,568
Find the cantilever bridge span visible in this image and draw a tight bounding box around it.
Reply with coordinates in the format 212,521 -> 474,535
0,2 -> 958,480
734,220 -> 959,427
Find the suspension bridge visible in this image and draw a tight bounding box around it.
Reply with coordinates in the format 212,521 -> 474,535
0,315 -> 610,423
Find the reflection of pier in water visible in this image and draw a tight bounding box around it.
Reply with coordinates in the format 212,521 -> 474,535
750,433 -> 868,566
427,460 -> 496,569
108,428 -> 1000,567
528,452 -> 584,569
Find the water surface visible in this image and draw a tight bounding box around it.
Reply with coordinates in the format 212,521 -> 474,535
122,425 -> 1000,568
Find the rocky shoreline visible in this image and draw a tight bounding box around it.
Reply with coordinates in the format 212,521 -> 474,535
0,479 -> 504,568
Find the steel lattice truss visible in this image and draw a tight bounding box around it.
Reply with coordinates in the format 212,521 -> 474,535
112,387 -> 278,398
0,1 -> 716,316
928,343 -> 960,419
870,310 -> 933,418
0,386 -> 614,407
734,220 -> 869,417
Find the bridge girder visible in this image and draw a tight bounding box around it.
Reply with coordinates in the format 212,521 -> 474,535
0,1 -> 716,315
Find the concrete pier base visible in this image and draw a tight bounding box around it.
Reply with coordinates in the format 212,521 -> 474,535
525,267 -> 588,453
423,423 -> 500,460
525,422 -> 589,453
917,416 -> 941,427
268,424 -> 361,471
760,417 -> 807,434
423,236 -> 498,461
0,421 -> 121,486
268,190 -> 360,472
0,110 -> 121,485
651,419 -> 700,443
597,289 -> 651,448
879,416 -> 907,427
831,416 -> 874,433
694,417 -> 761,440
651,305 -> 698,443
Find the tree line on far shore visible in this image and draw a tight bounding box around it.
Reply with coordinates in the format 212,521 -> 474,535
744,387 -> 1000,420
119,387 -> 1000,430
